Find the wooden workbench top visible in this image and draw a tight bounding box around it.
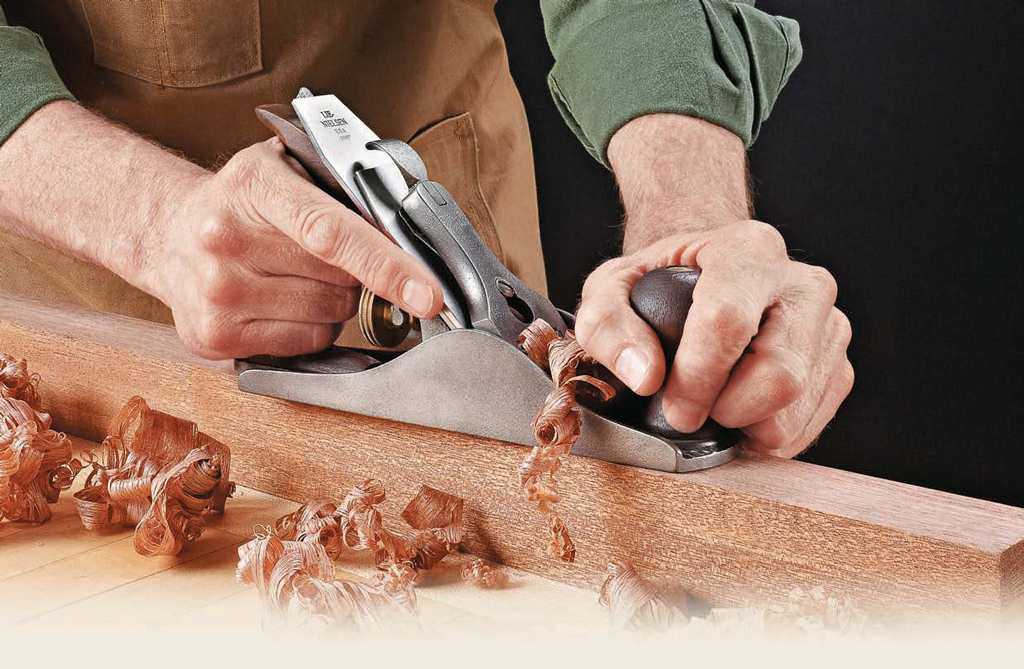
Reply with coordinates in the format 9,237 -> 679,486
0,439 -> 601,634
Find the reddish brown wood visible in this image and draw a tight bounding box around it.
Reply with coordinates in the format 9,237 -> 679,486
2,293 -> 1022,625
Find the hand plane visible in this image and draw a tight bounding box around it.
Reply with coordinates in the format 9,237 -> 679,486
235,89 -> 739,472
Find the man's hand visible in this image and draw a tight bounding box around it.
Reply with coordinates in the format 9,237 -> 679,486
0,102 -> 442,360
575,114 -> 853,457
148,139 -> 443,359
575,223 -> 852,457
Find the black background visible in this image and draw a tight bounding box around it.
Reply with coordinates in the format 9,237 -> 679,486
495,1 -> 1023,507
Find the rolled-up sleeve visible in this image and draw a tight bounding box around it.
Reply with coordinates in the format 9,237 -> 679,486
0,6 -> 75,145
541,0 -> 802,166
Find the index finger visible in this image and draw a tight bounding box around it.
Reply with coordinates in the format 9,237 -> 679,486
662,230 -> 786,432
235,140 -> 443,318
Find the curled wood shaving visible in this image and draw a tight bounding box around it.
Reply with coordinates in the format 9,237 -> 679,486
518,319 -> 558,372
392,483 -> 464,572
237,532 -> 415,633
518,321 -> 617,562
336,478 -> 387,552
599,561 -> 871,637
1,393 -> 78,524
332,480 -> 463,578
275,499 -> 343,558
599,561 -> 676,631
461,558 -> 509,589
73,396 -> 234,556
763,585 -> 870,636
0,354 -> 41,409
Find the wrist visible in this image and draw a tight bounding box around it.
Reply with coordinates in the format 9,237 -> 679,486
0,100 -> 208,302
608,114 -> 750,253
128,166 -> 208,303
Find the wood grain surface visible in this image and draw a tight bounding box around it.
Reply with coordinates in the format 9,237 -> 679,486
1,294 -> 1022,626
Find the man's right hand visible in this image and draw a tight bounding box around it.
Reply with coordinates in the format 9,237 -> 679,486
0,103 -> 443,360
146,138 -> 443,359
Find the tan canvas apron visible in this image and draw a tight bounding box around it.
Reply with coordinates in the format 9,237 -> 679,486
0,0 -> 546,346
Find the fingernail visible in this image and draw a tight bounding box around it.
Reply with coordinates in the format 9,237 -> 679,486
400,278 -> 434,316
663,398 -> 704,433
615,347 -> 650,391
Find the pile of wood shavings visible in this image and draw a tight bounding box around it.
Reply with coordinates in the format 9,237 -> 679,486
0,354 -> 79,524
73,396 -> 235,556
600,561 -> 872,637
517,320 -> 619,562
237,481 -> 466,633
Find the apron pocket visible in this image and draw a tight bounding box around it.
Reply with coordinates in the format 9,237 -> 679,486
80,0 -> 262,88
409,112 -> 505,264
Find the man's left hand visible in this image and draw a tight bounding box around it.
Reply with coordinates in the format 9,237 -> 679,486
574,222 -> 853,458
574,114 -> 853,458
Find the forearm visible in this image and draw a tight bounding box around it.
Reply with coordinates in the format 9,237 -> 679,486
608,114 -> 750,254
0,100 -> 205,296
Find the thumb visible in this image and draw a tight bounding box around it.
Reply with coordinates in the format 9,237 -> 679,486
574,259 -> 666,395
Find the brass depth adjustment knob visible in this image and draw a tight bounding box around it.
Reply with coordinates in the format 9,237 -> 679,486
358,287 -> 415,348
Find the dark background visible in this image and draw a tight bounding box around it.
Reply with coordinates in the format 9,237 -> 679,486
495,1 -> 1023,507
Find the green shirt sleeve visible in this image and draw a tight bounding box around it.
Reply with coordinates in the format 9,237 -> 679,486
540,0 -> 802,166
0,5 -> 75,145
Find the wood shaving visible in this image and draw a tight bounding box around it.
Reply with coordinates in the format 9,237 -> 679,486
335,480 -> 464,577
599,561 -> 872,637
0,355 -> 78,524
236,532 -> 417,633
238,480 -> 464,633
762,585 -> 871,636
461,558 -> 510,589
73,396 -> 234,556
275,499 -> 344,558
518,320 -> 617,562
0,354 -> 41,409
599,561 -> 676,631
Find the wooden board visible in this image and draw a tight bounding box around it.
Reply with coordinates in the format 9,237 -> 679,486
2,294 -> 1023,626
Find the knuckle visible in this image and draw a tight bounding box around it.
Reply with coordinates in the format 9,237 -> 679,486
671,356 -> 720,394
705,300 -> 758,348
762,354 -> 806,407
314,286 -> 358,322
194,309 -> 239,356
832,308 -> 853,348
308,324 -> 338,351
177,329 -> 210,358
220,148 -> 259,192
196,214 -> 235,255
197,262 -> 241,307
580,258 -> 623,300
750,416 -> 787,450
837,359 -> 855,395
570,305 -> 602,348
295,205 -> 346,263
356,248 -> 401,295
337,289 -> 359,321
745,220 -> 787,257
573,305 -> 617,356
806,265 -> 839,304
